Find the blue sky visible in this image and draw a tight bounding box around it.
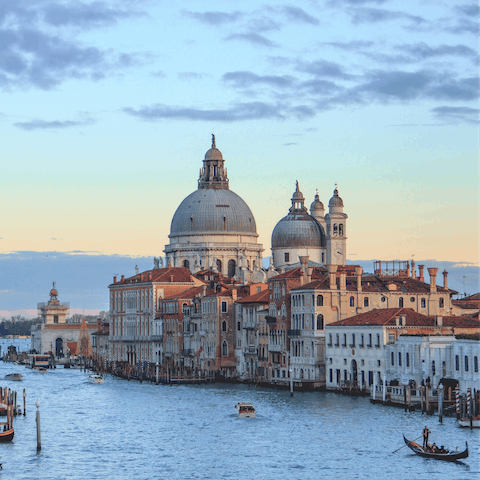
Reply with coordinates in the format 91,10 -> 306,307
0,0 -> 478,315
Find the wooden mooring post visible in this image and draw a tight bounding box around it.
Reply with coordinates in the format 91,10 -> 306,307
35,399 -> 41,451
23,389 -> 26,416
438,384 -> 444,423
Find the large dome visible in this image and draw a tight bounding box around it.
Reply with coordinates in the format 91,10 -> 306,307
272,214 -> 325,248
170,188 -> 257,236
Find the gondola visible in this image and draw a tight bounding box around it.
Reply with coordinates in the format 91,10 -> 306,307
0,428 -> 14,443
403,435 -> 468,462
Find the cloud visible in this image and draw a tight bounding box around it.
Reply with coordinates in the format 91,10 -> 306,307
43,2 -> 145,29
430,106 -> 479,125
281,6 -> 319,25
14,117 -> 95,131
0,3 -> 146,90
298,60 -> 355,80
398,43 -> 477,62
178,72 -> 204,81
152,70 -> 166,78
349,7 -> 426,25
225,33 -> 278,48
183,10 -> 243,25
123,102 -> 287,122
320,40 -> 375,51
222,71 -> 296,89
283,142 -> 298,146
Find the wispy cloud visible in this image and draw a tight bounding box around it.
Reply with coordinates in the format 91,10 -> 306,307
178,72 -> 204,81
281,6 -> 319,25
14,117 -> 95,131
225,33 -> 278,48
183,10 -> 243,25
222,71 -> 296,89
431,106 -> 479,125
349,7 -> 426,25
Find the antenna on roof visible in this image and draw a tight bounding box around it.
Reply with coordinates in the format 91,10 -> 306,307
463,275 -> 466,297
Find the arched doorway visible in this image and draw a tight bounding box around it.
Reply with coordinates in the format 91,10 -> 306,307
351,359 -> 358,384
55,337 -> 64,357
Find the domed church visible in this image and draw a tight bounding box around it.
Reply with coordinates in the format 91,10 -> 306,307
271,182 -> 348,269
164,136 -> 263,277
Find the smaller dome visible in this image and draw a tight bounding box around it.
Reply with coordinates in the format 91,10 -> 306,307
310,190 -> 324,212
205,147 -> 223,160
328,187 -> 344,208
292,180 -> 304,202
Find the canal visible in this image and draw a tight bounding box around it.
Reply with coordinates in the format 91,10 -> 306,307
1,361 -> 479,480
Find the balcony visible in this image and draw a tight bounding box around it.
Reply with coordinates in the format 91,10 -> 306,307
150,334 -> 163,341
268,344 -> 283,352
266,316 -> 276,324
287,329 -> 301,337
245,347 -> 257,355
243,322 -> 258,330
182,349 -> 194,356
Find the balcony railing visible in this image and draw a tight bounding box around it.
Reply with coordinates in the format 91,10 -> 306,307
150,334 -> 163,341
268,344 -> 283,352
243,322 -> 258,329
287,329 -> 301,337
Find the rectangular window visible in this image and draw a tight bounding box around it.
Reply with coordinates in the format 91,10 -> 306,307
329,369 -> 333,383
284,252 -> 289,262
54,315 -> 58,324
221,301 -> 227,313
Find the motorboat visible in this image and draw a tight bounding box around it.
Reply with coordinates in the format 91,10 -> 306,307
88,374 -> 105,384
34,367 -> 47,372
458,416 -> 480,428
235,402 -> 256,418
4,372 -> 22,381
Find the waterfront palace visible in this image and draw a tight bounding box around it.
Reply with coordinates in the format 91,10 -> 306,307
32,137 -> 480,394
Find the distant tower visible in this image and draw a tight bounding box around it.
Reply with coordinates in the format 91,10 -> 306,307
325,186 -> 348,265
310,189 -> 326,231
37,282 -> 70,325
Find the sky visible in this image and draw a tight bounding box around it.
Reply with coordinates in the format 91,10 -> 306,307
0,0 -> 478,315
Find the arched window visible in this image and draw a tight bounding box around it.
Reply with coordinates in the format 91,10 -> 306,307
364,297 -> 369,307
421,298 -> 426,308
317,295 -> 324,306
474,356 -> 478,373
216,259 -> 222,273
316,314 -> 324,330
339,224 -> 344,236
399,297 -> 404,308
349,296 -> 355,307
228,259 -> 236,278
391,352 -> 394,366
455,355 -> 459,371
222,321 -> 227,332
333,224 -> 338,235
465,356 -> 469,372
183,259 -> 190,269
439,298 -> 444,308
398,352 -> 402,366
222,341 -> 228,356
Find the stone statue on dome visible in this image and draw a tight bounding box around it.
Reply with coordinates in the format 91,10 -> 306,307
153,257 -> 160,269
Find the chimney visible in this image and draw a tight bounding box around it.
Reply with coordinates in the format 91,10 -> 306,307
443,270 -> 448,289
148,272 -> 152,281
170,275 -> 174,282
355,267 -> 363,292
428,268 -> 438,292
411,259 -> 415,278
340,272 -> 346,291
121,275 -> 125,281
436,316 -> 443,327
395,316 -> 400,326
306,267 -> 313,284
406,263 -> 410,277
232,289 -> 237,302
113,276 -> 117,284
418,265 -> 425,283
327,265 -> 338,290
299,255 -> 309,275
202,284 -> 207,296
299,271 -> 305,286
400,314 -> 407,326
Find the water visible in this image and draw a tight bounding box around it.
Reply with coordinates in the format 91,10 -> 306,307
1,363 -> 478,480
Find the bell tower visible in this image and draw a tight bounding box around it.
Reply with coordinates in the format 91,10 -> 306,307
325,185 -> 348,265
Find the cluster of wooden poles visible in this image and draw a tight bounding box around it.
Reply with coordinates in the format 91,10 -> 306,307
0,386 -> 23,440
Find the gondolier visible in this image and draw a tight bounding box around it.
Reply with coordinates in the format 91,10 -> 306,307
422,426 -> 431,449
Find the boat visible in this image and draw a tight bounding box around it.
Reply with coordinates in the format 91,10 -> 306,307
235,402 -> 256,418
458,416 -> 480,428
0,428 -> 14,443
4,372 -> 22,381
403,435 -> 468,462
88,374 -> 105,384
34,367 -> 47,372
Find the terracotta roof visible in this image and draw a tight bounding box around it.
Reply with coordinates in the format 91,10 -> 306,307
162,286 -> 204,301
457,293 -> 480,301
236,289 -> 270,304
272,266 -> 328,280
110,267 -> 203,286
452,302 -> 480,310
328,308 -> 480,328
292,273 -> 454,294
